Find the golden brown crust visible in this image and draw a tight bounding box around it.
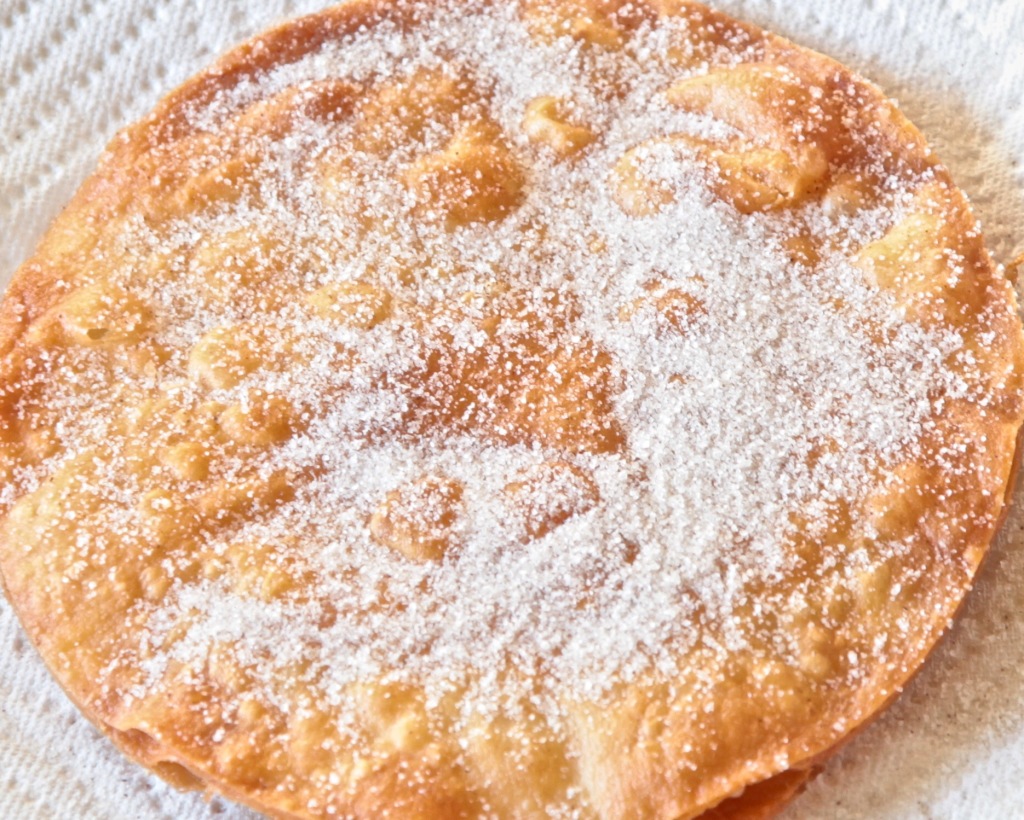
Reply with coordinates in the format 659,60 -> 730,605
1,1 -> 1022,818
697,767 -> 817,819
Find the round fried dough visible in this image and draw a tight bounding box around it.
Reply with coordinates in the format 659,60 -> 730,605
1,1 -> 1022,817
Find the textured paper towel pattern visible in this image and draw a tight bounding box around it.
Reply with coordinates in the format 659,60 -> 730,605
1,1 -> 1023,818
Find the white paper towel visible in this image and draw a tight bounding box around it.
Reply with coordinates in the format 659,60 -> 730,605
1,1 -> 1023,817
